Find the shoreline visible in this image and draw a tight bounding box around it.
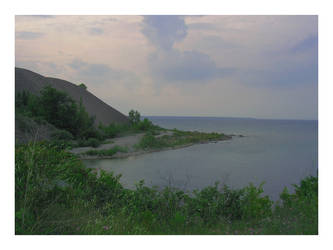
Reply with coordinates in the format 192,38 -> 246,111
76,136 -> 234,160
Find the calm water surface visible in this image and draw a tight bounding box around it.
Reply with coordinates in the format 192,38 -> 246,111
84,117 -> 318,200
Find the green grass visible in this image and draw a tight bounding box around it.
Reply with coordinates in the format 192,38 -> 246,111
98,118 -> 165,139
15,142 -> 318,235
135,129 -> 230,150
83,146 -> 128,156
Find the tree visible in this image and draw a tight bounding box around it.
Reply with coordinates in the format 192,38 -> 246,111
128,110 -> 141,125
78,83 -> 87,90
39,86 -> 78,135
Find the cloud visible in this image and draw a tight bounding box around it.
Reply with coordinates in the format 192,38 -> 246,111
16,31 -> 44,40
142,15 -> 187,50
15,15 -> 318,119
142,15 -> 234,83
236,59 -> 317,89
15,60 -> 65,77
248,34 -> 318,88
17,15 -> 55,19
69,59 -> 122,79
149,50 -> 235,82
89,27 -> 104,35
187,22 -> 217,30
68,59 -> 139,87
290,34 -> 318,54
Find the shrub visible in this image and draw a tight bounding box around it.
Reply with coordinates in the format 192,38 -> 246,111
129,110 -> 141,125
16,87 -> 99,140
51,130 -> 74,140
76,138 -> 102,148
84,146 -> 128,156
98,123 -> 128,138
78,83 -> 87,90
88,138 -> 101,148
15,142 -> 318,235
240,183 -> 273,220
136,132 -> 168,150
137,118 -> 153,131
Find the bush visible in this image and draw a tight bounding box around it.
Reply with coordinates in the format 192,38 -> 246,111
16,87 -> 99,140
15,142 -> 318,235
136,132 -> 168,150
84,146 -> 128,156
78,83 -> 87,90
51,130 -> 74,140
98,123 -> 129,138
76,138 -> 102,148
240,183 -> 273,220
88,138 -> 101,148
129,110 -> 140,125
137,118 -> 153,131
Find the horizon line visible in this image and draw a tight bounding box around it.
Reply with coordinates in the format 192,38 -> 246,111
142,115 -> 318,121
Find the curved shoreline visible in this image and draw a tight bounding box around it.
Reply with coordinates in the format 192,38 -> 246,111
76,136 -> 234,160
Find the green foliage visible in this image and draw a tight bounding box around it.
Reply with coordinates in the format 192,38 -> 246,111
135,129 -> 227,151
16,87 -> 98,140
15,91 -> 42,119
240,183 -> 273,220
129,110 -> 141,125
99,117 -> 162,139
135,132 -> 169,150
84,146 -> 128,156
78,83 -> 87,90
98,123 -> 131,138
262,176 -> 318,234
15,143 -> 318,235
39,86 -> 76,131
136,118 -> 154,131
51,130 -> 74,141
76,138 -> 102,148
16,113 -> 35,133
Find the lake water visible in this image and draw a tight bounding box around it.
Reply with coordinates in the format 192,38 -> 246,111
84,117 -> 318,201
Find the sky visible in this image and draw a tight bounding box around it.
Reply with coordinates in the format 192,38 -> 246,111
15,15 -> 318,120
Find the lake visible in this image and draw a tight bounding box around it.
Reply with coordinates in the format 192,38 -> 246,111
84,117 -> 318,201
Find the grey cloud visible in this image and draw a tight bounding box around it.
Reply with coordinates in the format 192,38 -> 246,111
187,22 -> 217,30
16,31 -> 44,40
69,59 -> 121,79
17,15 -> 54,19
290,35 -> 318,54
236,60 -> 317,89
142,15 -> 187,50
258,34 -> 318,88
69,59 -> 139,86
15,60 -> 64,76
197,35 -> 240,51
149,50 -> 235,82
142,15 -> 235,83
89,27 -> 104,35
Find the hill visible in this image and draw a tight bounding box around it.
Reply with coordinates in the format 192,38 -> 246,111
15,67 -> 129,125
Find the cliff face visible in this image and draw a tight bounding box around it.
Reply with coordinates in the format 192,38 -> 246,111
15,67 -> 129,125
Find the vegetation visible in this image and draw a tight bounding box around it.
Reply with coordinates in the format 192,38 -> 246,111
129,109 -> 141,125
76,138 -> 102,148
78,83 -> 87,90
17,88 -> 217,153
16,88 -> 162,148
15,142 -> 318,235
83,146 -> 128,156
15,87 -> 98,140
136,129 -> 229,150
98,115 -> 163,138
